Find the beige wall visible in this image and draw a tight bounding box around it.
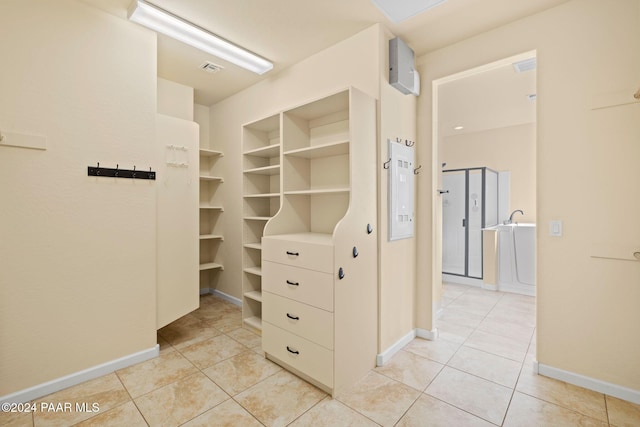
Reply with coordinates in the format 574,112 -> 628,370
417,0 -> 640,392
442,123 -> 536,223
0,0 -> 158,396
378,31 -> 417,351
157,78 -> 194,121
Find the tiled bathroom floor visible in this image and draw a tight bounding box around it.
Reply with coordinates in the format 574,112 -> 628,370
3,285 -> 640,426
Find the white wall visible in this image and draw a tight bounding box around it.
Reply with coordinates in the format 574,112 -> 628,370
441,123 -> 536,223
417,0 -> 640,395
0,0 -> 158,396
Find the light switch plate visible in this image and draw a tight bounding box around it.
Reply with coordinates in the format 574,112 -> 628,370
550,220 -> 563,237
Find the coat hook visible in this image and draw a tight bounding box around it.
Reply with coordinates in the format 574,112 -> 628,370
383,158 -> 391,169
405,139 -> 415,147
414,165 -> 422,174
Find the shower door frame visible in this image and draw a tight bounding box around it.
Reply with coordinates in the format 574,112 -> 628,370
442,166 -> 498,280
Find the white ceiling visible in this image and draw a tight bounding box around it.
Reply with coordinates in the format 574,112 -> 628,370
438,61 -> 537,137
80,0 -> 567,106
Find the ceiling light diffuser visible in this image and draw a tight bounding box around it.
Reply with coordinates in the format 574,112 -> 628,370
453,125 -> 464,130
128,0 -> 273,75
371,0 -> 448,23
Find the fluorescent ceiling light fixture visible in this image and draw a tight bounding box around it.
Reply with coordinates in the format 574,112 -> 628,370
513,57 -> 536,73
453,125 -> 464,130
128,0 -> 273,75
371,0 -> 448,23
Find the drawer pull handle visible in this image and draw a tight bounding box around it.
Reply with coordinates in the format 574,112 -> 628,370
286,280 -> 299,286
338,267 -> 345,280
286,346 -> 299,355
286,313 -> 300,320
286,251 -> 299,256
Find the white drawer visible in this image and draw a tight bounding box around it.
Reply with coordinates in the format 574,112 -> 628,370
263,235 -> 333,273
263,292 -> 333,349
263,322 -> 333,388
262,261 -> 334,311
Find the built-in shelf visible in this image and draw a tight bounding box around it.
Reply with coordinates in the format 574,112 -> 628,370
244,143 -> 280,158
243,316 -> 262,330
242,115 -> 280,335
244,242 -> 262,250
244,266 -> 262,276
243,165 -> 280,176
200,175 -> 224,182
200,149 -> 224,157
200,262 -> 223,271
200,205 -> 224,211
244,291 -> 262,302
200,234 -> 224,241
284,140 -> 349,159
284,188 -> 350,195
244,193 -> 280,198
199,146 -> 224,295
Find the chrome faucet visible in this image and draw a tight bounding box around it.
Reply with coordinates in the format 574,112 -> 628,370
505,209 -> 524,224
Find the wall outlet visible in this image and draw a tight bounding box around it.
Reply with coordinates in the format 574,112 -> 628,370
550,220 -> 563,237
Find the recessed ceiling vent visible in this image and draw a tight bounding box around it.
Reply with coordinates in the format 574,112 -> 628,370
200,61 -> 223,74
513,57 -> 536,73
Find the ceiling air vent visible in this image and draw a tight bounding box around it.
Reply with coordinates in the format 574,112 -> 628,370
200,62 -> 223,74
513,57 -> 536,73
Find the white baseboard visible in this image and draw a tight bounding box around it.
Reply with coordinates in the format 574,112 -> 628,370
537,362 -> 640,405
482,283 -> 498,291
376,328 -> 438,366
200,288 -> 242,306
442,274 -> 483,287
416,328 -> 438,341
1,345 -> 159,404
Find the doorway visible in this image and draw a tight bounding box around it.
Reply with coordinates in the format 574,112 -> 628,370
432,51 -> 537,332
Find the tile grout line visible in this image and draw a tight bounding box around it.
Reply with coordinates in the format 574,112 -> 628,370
440,284 -> 531,426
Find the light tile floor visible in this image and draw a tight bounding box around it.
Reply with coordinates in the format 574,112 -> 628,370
3,285 -> 640,426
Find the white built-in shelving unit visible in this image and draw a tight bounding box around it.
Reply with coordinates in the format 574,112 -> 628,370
199,148 -> 224,285
241,114 -> 281,332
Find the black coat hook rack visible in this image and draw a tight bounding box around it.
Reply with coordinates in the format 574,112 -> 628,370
88,163 -> 156,180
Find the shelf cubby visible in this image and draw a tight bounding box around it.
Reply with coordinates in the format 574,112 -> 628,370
241,113 -> 281,332
199,142 -> 224,293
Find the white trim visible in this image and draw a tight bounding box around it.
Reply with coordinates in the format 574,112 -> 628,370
416,328 -> 438,341
199,288 -> 242,306
482,283 -> 498,291
442,274 -> 483,287
538,362 -> 640,405
376,328 -> 438,366
377,330 -> 415,366
0,345 -> 159,404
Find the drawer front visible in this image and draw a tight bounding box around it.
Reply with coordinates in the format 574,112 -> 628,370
263,238 -> 333,273
263,292 -> 333,350
263,261 -> 334,311
263,322 -> 333,388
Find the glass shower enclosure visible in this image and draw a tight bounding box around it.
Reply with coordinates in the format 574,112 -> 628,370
442,167 -> 498,279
